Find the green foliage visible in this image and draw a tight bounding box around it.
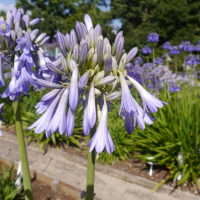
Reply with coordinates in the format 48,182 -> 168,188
0,164 -> 23,200
132,84 -> 200,189
109,0 -> 200,50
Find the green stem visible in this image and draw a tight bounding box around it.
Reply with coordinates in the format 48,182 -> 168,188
86,121 -> 96,200
152,46 -> 158,93
14,101 -> 33,200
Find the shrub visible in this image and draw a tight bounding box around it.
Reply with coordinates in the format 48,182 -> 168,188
0,164 -> 23,200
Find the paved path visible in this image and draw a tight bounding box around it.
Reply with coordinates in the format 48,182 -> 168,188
0,130 -> 199,200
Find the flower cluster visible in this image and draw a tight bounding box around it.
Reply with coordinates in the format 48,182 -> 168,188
0,7 -> 50,100
26,14 -> 167,154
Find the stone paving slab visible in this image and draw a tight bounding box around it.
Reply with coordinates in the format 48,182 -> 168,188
0,130 -> 199,200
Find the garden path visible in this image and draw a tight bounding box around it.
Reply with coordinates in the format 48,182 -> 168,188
0,130 -> 199,200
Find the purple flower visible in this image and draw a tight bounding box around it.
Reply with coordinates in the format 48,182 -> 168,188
186,44 -> 196,52
119,74 -> 138,115
168,84 -> 180,92
134,56 -> 143,64
154,57 -> 163,64
179,41 -> 191,51
15,32 -> 34,54
185,55 -> 199,66
162,41 -> 171,49
169,46 -> 181,55
127,75 -> 167,113
84,14 -> 93,32
196,44 -> 200,51
147,32 -> 159,42
141,45 -> 152,55
0,53 -> 5,87
0,20 -> 11,36
87,96 -> 115,154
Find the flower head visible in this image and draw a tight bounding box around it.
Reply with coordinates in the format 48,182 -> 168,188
169,46 -> 181,55
141,45 -> 152,55
162,41 -> 171,49
0,20 -> 11,36
147,32 -> 159,42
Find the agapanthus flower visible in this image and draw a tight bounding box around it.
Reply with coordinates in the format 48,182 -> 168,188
154,57 -> 163,64
0,20 -> 11,36
141,45 -> 152,55
169,46 -> 181,55
134,56 -> 143,64
27,14 -> 167,154
179,41 -> 191,51
147,32 -> 159,42
185,44 -> 196,52
185,55 -> 199,66
162,41 -> 171,49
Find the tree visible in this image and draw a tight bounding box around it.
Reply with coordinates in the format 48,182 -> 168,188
16,0 -> 114,41
109,0 -> 200,51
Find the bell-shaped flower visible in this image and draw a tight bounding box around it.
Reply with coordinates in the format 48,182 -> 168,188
48,88 -> 69,135
0,20 -> 11,36
119,74 -> 138,115
66,107 -> 75,137
0,53 -> 5,87
87,81 -> 96,128
79,43 -> 88,67
87,95 -> 115,154
15,32 -> 34,54
69,67 -> 79,111
127,75 -> 167,113
28,90 -> 63,138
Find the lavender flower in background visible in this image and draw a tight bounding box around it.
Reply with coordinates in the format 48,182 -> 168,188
185,55 -> 199,67
142,45 -> 152,55
169,46 -> 181,55
179,41 -> 191,51
147,32 -> 159,42
162,41 -> 171,49
154,57 -> 163,64
134,56 -> 143,64
185,44 -> 196,52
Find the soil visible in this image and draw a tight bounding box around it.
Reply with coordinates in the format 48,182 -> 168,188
0,163 -> 76,200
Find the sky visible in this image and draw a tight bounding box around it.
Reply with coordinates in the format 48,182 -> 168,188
0,0 -> 15,11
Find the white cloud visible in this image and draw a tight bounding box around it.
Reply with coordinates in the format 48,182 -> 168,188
0,3 -> 15,12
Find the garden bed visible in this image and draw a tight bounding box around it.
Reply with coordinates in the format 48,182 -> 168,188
1,125 -> 200,197
0,163 -> 76,200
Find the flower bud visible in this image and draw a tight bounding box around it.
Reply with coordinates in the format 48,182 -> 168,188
39,36 -> 50,46
10,30 -> 16,42
69,59 -> 77,72
111,57 -> 117,76
79,43 -> 88,67
65,33 -> 72,49
73,44 -> 79,63
85,34 -> 91,48
84,14 -> 93,32
14,21 -> 20,33
78,71 -> 90,89
95,88 -> 101,95
104,56 -> 112,76
110,77 -> 118,93
8,13 -> 14,27
105,43 -> 111,56
75,21 -> 85,40
106,91 -> 121,101
30,29 -> 39,41
87,47 -> 94,61
46,62 -> 64,75
92,53 -> 97,68
30,18 -> 40,26
15,11 -> 22,22
61,57 -> 68,74
118,53 -> 127,72
57,31 -> 68,58
97,39 -> 103,66
95,24 -> 102,40
95,76 -> 116,87
70,29 -> 78,47
116,37 -> 124,63
94,71 -> 105,83
12,7 -> 17,19
17,27 -> 22,39
89,28 -> 95,47
24,14 -> 30,29
35,33 -> 46,44
126,47 -> 138,63
112,31 -> 123,55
